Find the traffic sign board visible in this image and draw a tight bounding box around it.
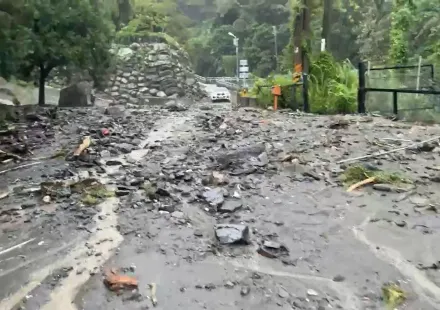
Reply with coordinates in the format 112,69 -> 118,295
239,59 -> 248,66
239,72 -> 249,78
239,66 -> 249,72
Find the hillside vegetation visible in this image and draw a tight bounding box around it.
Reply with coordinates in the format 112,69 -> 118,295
1,0 -> 439,117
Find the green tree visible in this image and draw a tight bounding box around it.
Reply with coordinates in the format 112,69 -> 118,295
13,0 -> 114,105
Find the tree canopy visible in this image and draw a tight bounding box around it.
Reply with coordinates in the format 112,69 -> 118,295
1,0 -> 114,104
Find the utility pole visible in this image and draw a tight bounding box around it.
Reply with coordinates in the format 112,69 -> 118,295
321,0 -> 332,52
273,26 -> 278,70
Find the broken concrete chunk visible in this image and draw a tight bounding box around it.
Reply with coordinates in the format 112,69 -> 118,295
215,224 -> 250,245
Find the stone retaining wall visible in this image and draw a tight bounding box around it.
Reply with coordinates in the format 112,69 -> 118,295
48,42 -> 203,105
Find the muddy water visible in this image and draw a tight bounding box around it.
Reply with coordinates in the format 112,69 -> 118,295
0,198 -> 122,310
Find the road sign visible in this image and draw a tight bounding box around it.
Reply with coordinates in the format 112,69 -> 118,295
239,66 -> 249,72
240,59 -> 248,66
239,72 -> 249,78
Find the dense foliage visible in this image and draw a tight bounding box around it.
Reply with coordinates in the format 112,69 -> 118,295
0,0 -> 113,104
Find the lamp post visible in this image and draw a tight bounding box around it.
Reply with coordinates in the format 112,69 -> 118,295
228,32 -> 239,84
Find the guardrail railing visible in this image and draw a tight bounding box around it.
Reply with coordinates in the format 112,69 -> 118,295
194,74 -> 255,90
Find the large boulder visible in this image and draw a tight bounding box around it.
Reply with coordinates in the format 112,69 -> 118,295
58,82 -> 95,107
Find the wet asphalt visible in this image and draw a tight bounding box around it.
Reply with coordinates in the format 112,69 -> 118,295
1,95 -> 440,309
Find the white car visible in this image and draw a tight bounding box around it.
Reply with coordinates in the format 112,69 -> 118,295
209,87 -> 231,102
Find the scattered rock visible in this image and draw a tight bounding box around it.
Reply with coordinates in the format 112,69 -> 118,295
257,240 -> 289,259
224,281 -> 235,288
202,188 -> 224,209
215,224 -> 250,245
164,100 -> 187,111
372,184 -> 410,193
240,286 -> 251,296
209,171 -> 228,185
278,287 -> 289,298
218,199 -> 243,213
21,201 -> 37,209
333,275 -> 345,282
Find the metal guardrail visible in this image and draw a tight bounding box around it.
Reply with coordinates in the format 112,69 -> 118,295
194,74 -> 255,89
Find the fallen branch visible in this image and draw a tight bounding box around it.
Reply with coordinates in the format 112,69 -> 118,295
74,136 -> 91,156
0,161 -> 42,175
347,177 -> 376,192
149,282 -> 158,306
337,136 -> 440,164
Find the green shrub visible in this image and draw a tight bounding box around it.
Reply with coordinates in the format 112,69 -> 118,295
249,74 -> 294,108
309,52 -> 358,114
249,52 -> 358,113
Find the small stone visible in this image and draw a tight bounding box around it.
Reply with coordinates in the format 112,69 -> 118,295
257,240 -> 289,258
42,195 -> 51,203
21,202 -> 37,209
193,229 -> 203,237
209,171 -> 228,185
240,285 -> 250,296
204,283 -> 216,290
307,289 -> 319,296
115,189 -> 130,197
78,170 -> 90,179
171,211 -> 184,219
332,275 -> 345,282
278,287 -> 289,298
224,281 -> 235,288
218,199 -> 242,213
106,159 -> 123,166
100,150 -> 111,158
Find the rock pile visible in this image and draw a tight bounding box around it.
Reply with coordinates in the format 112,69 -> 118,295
48,42 -> 204,104
105,43 -> 202,104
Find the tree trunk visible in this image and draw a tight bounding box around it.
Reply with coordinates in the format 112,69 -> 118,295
38,64 -> 46,106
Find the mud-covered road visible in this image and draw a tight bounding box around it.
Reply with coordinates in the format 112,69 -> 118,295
1,98 -> 440,310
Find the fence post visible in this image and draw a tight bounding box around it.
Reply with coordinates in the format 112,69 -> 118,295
358,62 -> 366,113
302,73 -> 309,112
393,91 -> 398,115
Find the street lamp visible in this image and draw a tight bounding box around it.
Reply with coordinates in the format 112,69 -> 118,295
228,32 -> 239,84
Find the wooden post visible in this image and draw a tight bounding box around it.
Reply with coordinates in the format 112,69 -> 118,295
272,85 -> 281,111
